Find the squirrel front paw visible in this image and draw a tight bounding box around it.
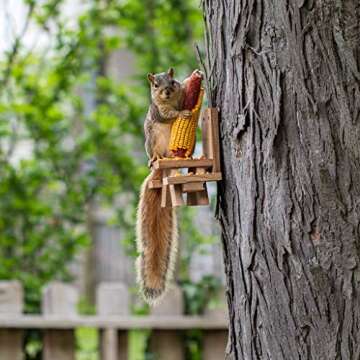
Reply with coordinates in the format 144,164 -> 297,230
148,158 -> 154,168
193,69 -> 204,79
148,155 -> 159,168
180,110 -> 192,119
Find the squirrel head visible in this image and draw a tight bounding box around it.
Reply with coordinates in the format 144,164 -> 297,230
147,68 -> 182,105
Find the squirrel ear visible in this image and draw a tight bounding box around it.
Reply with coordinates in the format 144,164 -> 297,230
147,73 -> 155,84
167,68 -> 174,78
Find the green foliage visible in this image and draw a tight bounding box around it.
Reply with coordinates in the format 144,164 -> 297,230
1,1 -> 223,359
181,275 -> 222,315
0,0 -> 145,312
76,327 -> 99,360
118,0 -> 203,74
129,330 -> 150,360
77,297 -> 97,316
185,330 -> 203,360
0,0 -> 209,315
24,331 -> 42,360
178,207 -> 222,312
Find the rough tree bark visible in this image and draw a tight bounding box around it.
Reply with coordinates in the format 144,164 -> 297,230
202,0 -> 360,359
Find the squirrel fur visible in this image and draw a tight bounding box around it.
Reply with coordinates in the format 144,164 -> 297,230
136,68 -> 191,304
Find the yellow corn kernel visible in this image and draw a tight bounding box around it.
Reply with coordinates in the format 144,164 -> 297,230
169,89 -> 204,157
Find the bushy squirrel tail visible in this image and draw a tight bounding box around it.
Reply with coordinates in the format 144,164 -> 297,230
136,170 -> 178,304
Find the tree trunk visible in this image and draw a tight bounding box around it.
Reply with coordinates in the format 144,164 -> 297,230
203,1 -> 360,359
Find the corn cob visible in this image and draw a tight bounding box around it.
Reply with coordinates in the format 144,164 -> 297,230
169,71 -> 203,158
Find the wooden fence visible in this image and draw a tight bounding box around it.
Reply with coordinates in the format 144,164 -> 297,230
0,281 -> 228,360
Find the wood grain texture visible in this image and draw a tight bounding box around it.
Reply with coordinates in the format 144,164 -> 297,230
203,330 -> 228,360
187,168 -> 210,206
43,330 -> 75,360
42,283 -> 77,360
149,285 -> 184,360
153,158 -> 213,170
161,184 -> 172,208
186,186 -> 209,206
0,329 -> 23,360
203,0 -> 360,359
169,184 -> 184,207
100,329 -> 119,360
163,173 -> 222,185
169,169 -> 184,207
202,108 -> 221,173
97,283 -> 129,360
161,169 -> 172,208
148,179 -> 162,189
182,182 -> 205,193
0,282 -> 23,360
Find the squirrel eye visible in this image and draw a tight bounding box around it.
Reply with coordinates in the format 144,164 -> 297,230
171,80 -> 176,86
154,83 -> 159,88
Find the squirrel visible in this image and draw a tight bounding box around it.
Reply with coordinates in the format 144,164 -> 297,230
136,68 -> 192,304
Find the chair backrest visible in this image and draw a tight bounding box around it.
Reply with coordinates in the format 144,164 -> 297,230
201,108 -> 221,173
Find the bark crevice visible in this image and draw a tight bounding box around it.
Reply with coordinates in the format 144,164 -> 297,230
203,0 -> 360,359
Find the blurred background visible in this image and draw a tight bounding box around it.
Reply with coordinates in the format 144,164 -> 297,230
0,1 -> 226,359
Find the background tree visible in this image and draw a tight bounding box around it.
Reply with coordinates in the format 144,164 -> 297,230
203,0 -> 360,359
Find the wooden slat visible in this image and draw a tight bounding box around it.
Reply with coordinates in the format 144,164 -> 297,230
43,330 -> 75,360
149,285 -> 184,360
168,169 -> 184,207
202,110 -> 211,159
203,330 -> 228,360
209,108 -> 221,173
186,168 -> 206,206
0,329 -> 23,360
187,184 -> 209,206
148,179 -> 162,189
0,282 -> 23,360
150,331 -> 184,360
161,169 -> 172,208
202,108 -> 221,173
169,184 -> 184,207
164,172 -> 222,185
182,182 -> 204,193
100,329 -> 119,360
0,315 -> 228,329
161,184 -> 172,208
97,283 -> 129,360
186,168 -> 209,206
153,158 -> 213,170
42,283 -> 77,360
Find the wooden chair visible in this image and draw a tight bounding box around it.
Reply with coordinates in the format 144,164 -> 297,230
148,108 -> 222,207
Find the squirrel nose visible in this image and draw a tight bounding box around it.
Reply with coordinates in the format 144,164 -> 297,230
165,90 -> 170,96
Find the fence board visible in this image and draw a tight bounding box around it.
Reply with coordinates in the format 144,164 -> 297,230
43,330 -> 75,360
0,281 -> 229,360
150,285 -> 184,360
0,329 -> 23,360
0,315 -> 227,329
42,283 -> 78,360
0,281 -> 24,360
97,283 -> 129,360
203,330 -> 228,360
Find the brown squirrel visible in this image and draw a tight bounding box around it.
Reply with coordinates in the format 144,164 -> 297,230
136,68 -> 192,304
